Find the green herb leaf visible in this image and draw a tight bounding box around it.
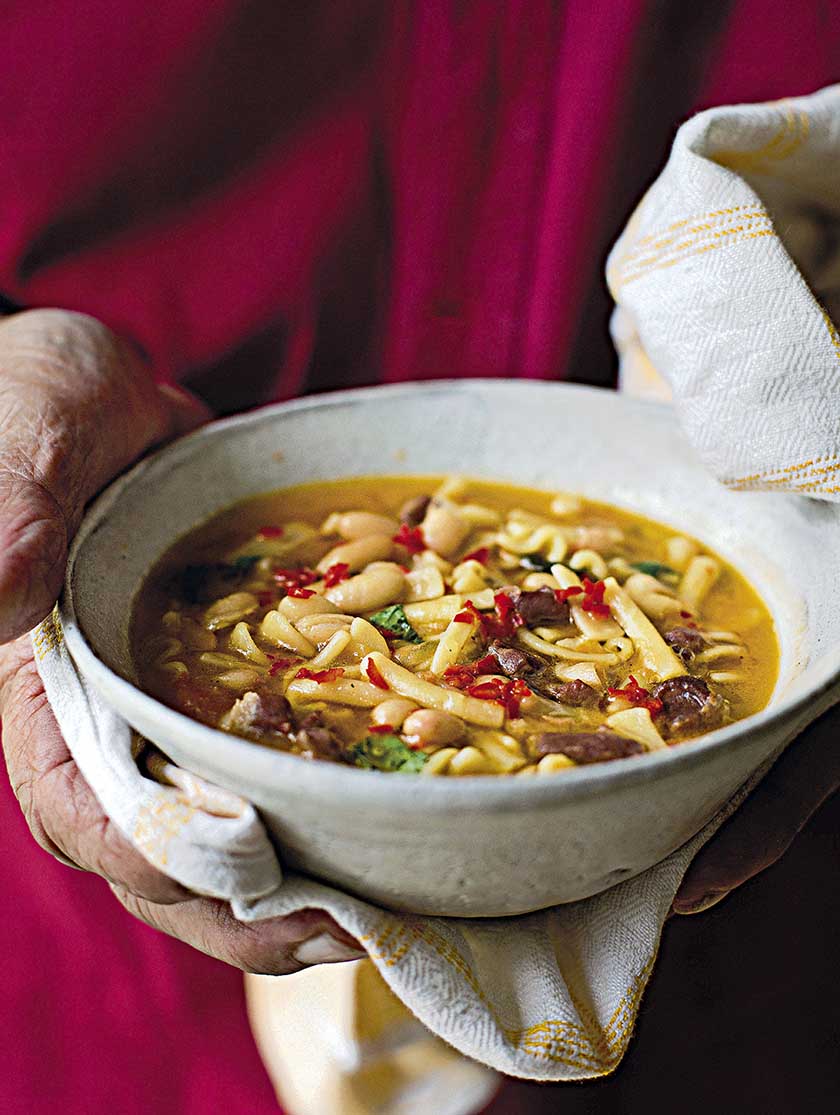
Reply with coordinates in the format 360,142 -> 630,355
630,561 -> 679,583
369,604 -> 422,644
351,734 -> 428,773
519,553 -> 553,572
232,555 -> 260,571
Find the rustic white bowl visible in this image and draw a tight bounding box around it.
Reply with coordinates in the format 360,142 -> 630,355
61,381 -> 840,916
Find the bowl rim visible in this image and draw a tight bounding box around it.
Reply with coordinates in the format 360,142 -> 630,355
61,379 -> 840,811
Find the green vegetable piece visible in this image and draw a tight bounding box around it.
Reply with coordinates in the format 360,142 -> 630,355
630,561 -> 679,583
232,555 -> 260,571
351,734 -> 428,773
368,603 -> 422,644
519,553 -> 553,572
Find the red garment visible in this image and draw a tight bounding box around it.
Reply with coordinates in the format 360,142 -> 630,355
1,3 -> 839,1113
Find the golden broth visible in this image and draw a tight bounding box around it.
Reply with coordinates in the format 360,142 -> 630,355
133,476 -> 778,775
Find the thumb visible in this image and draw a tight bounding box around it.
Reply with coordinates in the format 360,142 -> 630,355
0,309 -> 210,643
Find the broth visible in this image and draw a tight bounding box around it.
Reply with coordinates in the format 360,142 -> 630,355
132,476 -> 778,776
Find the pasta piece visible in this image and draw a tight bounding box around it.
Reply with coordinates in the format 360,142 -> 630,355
570,603 -> 623,641
602,578 -> 685,680
199,651 -> 252,670
434,475 -> 469,501
695,644 -> 744,664
537,754 -> 576,773
349,617 -> 390,657
158,660 -> 187,678
605,708 -> 666,751
666,535 -> 699,572
404,565 -> 445,602
456,503 -> 502,527
260,610 -> 316,657
604,636 -> 635,663
285,676 -> 385,707
450,559 -> 490,594
203,591 -> 259,631
555,662 -> 601,687
709,671 -> 742,684
521,572 -> 560,590
392,641 -> 437,670
549,493 -> 583,518
518,629 -> 620,664
430,611 -> 478,675
623,573 -> 685,623
229,622 -> 270,666
550,563 -> 581,590
679,556 -> 721,611
447,746 -> 495,775
217,668 -> 261,691
568,548 -> 608,581
294,613 -> 354,644
423,747 -> 459,775
469,730 -> 527,774
361,653 -> 505,728
403,589 -> 494,627
307,629 -> 352,669
496,522 -> 568,564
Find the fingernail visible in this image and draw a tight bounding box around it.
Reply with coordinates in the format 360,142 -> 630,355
293,932 -> 366,966
672,889 -> 730,916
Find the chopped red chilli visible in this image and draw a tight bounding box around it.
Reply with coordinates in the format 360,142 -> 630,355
365,659 -> 390,689
368,723 -> 395,735
607,675 -> 663,717
466,677 -> 532,718
555,585 -> 584,604
287,586 -> 316,599
258,525 -> 285,538
453,609 -> 476,623
268,657 -> 296,677
323,562 -> 350,588
296,667 -> 345,683
462,547 -> 490,565
578,577 -> 612,618
273,567 -> 319,591
392,523 -> 426,554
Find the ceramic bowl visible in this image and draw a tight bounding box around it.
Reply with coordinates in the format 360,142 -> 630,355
61,381 -> 840,916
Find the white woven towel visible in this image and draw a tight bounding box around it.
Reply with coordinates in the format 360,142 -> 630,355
34,606 -> 787,1089
608,83 -> 840,498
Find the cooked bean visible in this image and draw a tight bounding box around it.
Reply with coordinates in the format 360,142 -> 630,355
203,591 -> 259,630
295,612 -> 354,644
316,534 -> 394,574
370,697 -> 419,729
278,592 -> 338,621
325,562 -> 406,614
331,511 -> 400,540
420,502 -> 470,557
402,708 -> 465,748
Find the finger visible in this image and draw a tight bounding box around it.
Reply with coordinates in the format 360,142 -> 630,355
0,635 -> 190,904
111,890 -> 366,974
673,705 -> 840,914
0,310 -> 211,643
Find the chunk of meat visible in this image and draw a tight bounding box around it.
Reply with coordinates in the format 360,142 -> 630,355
534,730 -> 643,763
536,679 -> 600,707
219,691 -> 294,737
399,494 -> 432,527
651,675 -> 726,737
510,586 -> 570,627
664,626 -> 708,664
485,640 -> 540,677
294,711 -> 342,760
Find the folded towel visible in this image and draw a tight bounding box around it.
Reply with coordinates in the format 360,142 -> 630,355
609,84 -> 840,498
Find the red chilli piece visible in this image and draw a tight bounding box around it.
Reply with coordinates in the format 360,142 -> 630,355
607,675 -> 663,718
442,664 -> 477,690
472,592 -> 524,641
453,609 -> 476,623
287,586 -> 316,599
368,723 -> 396,735
268,657 -> 296,677
466,677 -> 532,718
365,659 -> 390,690
462,546 -> 490,565
258,525 -> 285,538
555,585 -> 584,604
323,562 -> 350,588
295,667 -> 344,683
579,577 -> 612,618
392,523 -> 426,555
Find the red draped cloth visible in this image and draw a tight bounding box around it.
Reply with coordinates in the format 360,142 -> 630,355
1,2 -> 838,1111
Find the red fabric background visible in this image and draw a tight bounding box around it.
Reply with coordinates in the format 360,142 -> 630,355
1,2 -> 839,1112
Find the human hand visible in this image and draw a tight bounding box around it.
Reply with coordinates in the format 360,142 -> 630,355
672,702 -> 840,914
0,309 -> 364,971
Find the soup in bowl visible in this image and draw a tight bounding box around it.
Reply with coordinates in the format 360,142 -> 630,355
61,382 -> 840,915
133,477 -> 778,777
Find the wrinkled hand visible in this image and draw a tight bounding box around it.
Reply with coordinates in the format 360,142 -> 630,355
0,309 -> 364,971
673,702 -> 840,914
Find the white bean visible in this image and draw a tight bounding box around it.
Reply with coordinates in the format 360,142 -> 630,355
370,697 -> 419,729
420,502 -> 470,557
203,591 -> 258,631
316,534 -> 394,574
402,708 -> 466,748
325,563 -> 406,614
278,592 -> 338,621
330,511 -> 399,540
